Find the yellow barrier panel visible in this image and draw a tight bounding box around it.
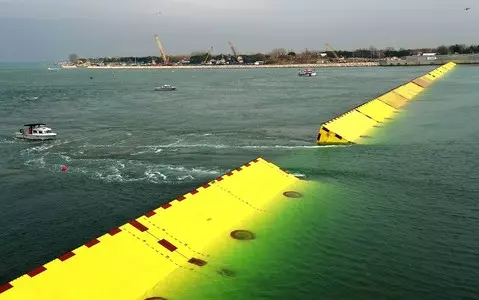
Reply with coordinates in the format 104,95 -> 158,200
316,62 -> 456,145
443,62 -> 456,70
378,92 -> 409,109
393,86 -> 415,100
437,67 -> 448,73
434,68 -> 445,75
356,99 -> 397,123
396,82 -> 424,101
318,110 -> 377,143
423,73 -> 437,81
317,126 -> 350,144
429,70 -> 443,78
404,82 -> 424,94
0,158 -> 300,300
412,78 -> 431,88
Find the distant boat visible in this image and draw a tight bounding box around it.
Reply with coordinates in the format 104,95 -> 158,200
48,67 -> 60,71
298,68 -> 317,77
154,84 -> 176,91
15,123 -> 57,140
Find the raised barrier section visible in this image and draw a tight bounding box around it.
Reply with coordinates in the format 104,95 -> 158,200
317,62 -> 456,145
0,158 -> 301,300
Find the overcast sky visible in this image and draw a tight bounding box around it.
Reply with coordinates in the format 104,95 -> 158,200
0,0 -> 476,61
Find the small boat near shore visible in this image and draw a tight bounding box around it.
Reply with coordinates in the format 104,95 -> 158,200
154,84 -> 176,91
15,124 -> 57,140
298,68 -> 317,77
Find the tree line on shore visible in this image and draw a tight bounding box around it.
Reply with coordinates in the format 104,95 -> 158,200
70,44 -> 479,65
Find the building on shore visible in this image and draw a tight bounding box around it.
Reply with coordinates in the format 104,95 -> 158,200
380,54 -> 479,66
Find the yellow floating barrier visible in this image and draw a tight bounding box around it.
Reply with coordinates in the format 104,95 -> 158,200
0,158 -> 302,300
317,62 -> 456,145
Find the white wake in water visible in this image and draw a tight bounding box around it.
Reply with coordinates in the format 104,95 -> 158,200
132,143 -> 346,150
17,134 -> 343,184
21,150 -> 222,184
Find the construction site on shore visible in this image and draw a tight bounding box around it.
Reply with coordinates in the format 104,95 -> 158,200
60,35 -> 479,69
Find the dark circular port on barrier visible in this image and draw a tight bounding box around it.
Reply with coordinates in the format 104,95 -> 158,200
217,268 -> 237,278
144,297 -> 167,300
230,230 -> 255,240
283,191 -> 303,198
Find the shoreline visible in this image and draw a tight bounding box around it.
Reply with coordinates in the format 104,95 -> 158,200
63,62 -> 380,70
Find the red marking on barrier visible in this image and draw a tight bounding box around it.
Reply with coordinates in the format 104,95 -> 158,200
177,195 -> 186,201
145,211 -> 156,217
245,162 -> 251,167
129,220 -> 148,232
162,203 -> 172,209
202,183 -> 210,188
188,258 -> 207,266
253,159 -> 259,162
216,177 -> 224,181
59,251 -> 75,261
226,172 -> 233,176
158,239 -> 177,252
109,227 -> 121,236
190,189 -> 199,195
0,283 -> 13,294
85,238 -> 100,248
236,167 -> 242,171
28,266 -> 46,277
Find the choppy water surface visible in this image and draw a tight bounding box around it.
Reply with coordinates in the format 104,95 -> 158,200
1,65 -> 478,299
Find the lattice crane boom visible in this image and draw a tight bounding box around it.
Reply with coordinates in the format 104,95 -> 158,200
154,34 -> 169,65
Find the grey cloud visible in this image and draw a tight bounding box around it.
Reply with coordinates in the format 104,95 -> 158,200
0,0 -> 477,61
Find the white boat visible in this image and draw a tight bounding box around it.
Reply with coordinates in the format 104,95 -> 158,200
154,84 -> 176,91
298,68 -> 317,77
15,124 -> 57,140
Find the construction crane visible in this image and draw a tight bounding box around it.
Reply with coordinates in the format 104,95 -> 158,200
228,41 -> 243,64
202,47 -> 213,64
154,34 -> 169,65
325,43 -> 344,62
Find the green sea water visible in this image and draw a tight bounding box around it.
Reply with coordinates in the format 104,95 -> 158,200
0,65 -> 478,299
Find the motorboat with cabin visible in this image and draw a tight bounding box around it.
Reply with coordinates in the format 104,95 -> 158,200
154,84 -> 176,91
15,123 -> 57,140
298,68 -> 317,77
